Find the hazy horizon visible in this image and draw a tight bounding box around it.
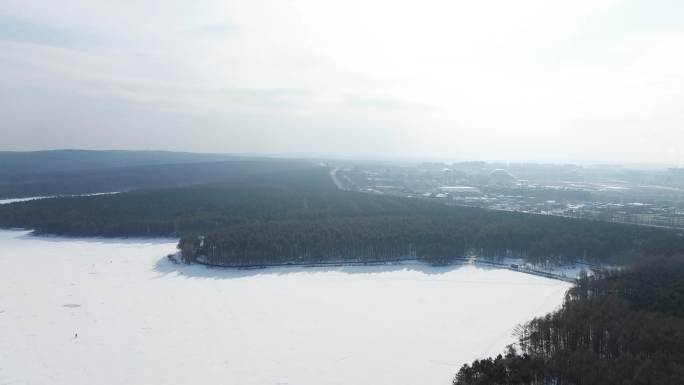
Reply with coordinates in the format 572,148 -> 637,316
2,1 -> 683,163
4,147 -> 683,169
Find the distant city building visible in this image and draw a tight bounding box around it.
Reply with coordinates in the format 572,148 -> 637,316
439,186 -> 481,194
488,169 -> 517,186
340,162 -> 684,230
671,217 -> 684,227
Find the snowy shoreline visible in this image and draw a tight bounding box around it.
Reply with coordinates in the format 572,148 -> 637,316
177,253 -> 584,283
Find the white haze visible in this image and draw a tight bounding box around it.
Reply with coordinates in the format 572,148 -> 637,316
0,229 -> 570,385
1,0 -> 683,163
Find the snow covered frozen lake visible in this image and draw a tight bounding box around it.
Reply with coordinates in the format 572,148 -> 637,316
0,229 -> 571,385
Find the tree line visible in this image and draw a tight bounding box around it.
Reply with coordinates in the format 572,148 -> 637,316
178,214 -> 669,267
453,254 -> 684,385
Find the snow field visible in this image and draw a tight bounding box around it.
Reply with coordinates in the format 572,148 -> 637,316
0,229 -> 570,385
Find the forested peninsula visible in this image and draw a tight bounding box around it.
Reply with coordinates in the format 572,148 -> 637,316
1,165 -> 681,267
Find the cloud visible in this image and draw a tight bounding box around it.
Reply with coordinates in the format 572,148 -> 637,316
187,22 -> 238,37
344,95 -> 434,111
0,0 -> 683,163
0,16 -> 112,49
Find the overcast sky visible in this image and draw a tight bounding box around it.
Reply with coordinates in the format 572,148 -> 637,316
1,0 -> 683,163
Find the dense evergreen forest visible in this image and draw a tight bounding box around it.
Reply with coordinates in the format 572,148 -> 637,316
2,165 -> 681,266
181,214 -> 673,267
0,149 -> 244,175
452,253 -> 684,385
0,157 -> 314,199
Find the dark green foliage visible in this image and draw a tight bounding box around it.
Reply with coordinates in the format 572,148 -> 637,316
0,149 -> 244,176
0,158 -> 314,199
579,256 -> 684,317
455,348 -> 544,385
453,256 -> 684,385
640,233 -> 684,257
193,216 -> 468,266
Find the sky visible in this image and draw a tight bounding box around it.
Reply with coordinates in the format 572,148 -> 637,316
1,0 -> 683,164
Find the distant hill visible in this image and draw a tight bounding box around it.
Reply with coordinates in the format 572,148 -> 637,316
0,149 -> 256,176
0,150 -> 316,199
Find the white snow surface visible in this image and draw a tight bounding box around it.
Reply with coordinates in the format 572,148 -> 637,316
0,196 -> 51,204
0,229 -> 571,385
0,192 -> 120,205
